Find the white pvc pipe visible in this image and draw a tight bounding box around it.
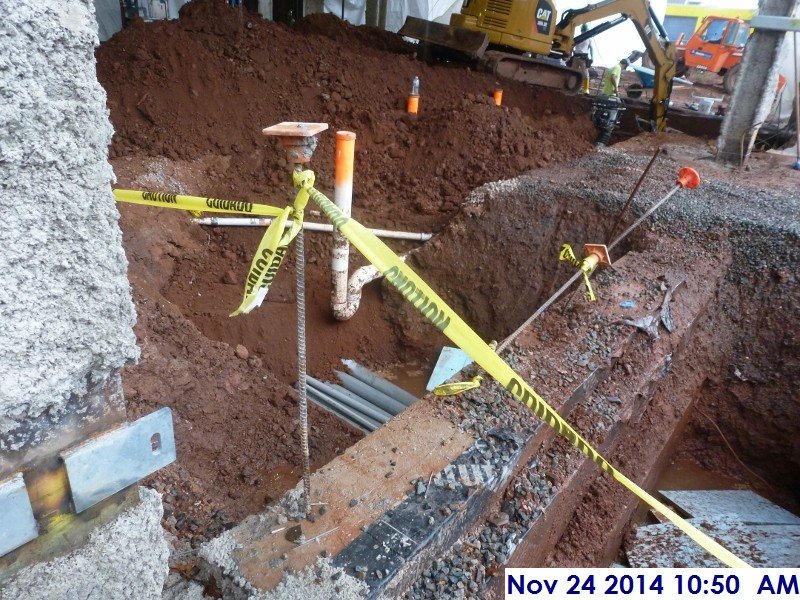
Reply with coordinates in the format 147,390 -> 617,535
332,255 -> 408,321
332,131 -> 356,320
191,217 -> 432,241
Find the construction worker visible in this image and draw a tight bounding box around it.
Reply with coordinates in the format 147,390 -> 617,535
572,24 -> 593,94
601,58 -> 629,97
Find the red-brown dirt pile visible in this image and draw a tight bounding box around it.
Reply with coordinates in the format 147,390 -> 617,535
98,0 -> 595,231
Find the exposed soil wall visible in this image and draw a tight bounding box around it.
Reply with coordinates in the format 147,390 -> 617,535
394,179 -> 640,345
673,267 -> 800,511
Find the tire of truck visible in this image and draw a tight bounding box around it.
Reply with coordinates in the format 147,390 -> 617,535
723,63 -> 740,94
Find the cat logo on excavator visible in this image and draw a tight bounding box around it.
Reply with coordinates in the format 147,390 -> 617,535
535,0 -> 553,34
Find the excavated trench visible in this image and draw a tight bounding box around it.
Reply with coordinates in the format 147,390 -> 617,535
111,146 -> 799,600
118,161 -> 637,543
93,0 -> 798,585
184,154 -> 798,598
543,265 -> 800,570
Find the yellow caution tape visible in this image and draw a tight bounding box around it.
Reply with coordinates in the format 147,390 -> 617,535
113,189 -> 285,217
113,188 -> 302,317
229,172 -> 312,316
299,173 -> 750,569
433,375 -> 483,396
559,243 -> 597,302
114,177 -> 748,567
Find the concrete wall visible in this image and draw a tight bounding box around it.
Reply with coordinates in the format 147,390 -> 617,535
0,2 -> 168,596
0,0 -> 138,468
717,0 -> 800,163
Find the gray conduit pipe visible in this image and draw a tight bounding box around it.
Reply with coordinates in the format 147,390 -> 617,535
307,386 -> 380,432
307,377 -> 393,423
342,359 -> 418,407
335,372 -> 407,415
308,392 -> 371,433
328,384 -> 397,421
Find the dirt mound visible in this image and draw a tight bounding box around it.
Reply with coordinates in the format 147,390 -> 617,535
293,12 -> 415,55
97,0 -> 595,231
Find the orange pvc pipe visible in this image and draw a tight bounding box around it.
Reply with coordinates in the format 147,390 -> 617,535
493,89 -> 503,106
407,94 -> 419,114
335,131 -> 356,187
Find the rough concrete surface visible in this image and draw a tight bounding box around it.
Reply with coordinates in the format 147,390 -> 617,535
200,530 -> 368,600
0,0 -> 138,448
0,487 -> 169,600
717,0 -> 800,162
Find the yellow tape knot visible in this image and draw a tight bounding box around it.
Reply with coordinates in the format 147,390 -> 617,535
433,375 -> 483,397
293,169 -> 315,190
559,243 -> 598,302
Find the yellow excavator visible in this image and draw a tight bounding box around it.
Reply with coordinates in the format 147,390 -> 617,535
399,0 -> 676,130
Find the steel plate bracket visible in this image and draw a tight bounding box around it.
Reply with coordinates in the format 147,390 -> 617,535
62,407 -> 176,513
0,473 -> 38,557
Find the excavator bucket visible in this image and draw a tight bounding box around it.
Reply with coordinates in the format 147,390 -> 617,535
399,16 -> 489,60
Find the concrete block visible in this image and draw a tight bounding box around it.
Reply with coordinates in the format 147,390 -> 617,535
0,0 -> 138,464
717,0 -> 800,163
0,487 -> 169,600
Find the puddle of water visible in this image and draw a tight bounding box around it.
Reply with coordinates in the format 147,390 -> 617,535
656,458 -> 743,492
379,361 -> 432,399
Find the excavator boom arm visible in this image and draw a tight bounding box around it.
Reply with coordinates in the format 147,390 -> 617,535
554,0 -> 675,130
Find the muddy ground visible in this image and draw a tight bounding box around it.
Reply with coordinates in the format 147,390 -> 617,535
100,0 -> 799,571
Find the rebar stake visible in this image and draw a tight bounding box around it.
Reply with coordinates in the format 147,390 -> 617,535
497,167 -> 700,353
295,223 -> 311,516
263,122 -> 328,517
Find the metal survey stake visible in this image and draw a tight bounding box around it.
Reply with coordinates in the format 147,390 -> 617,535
496,166 -> 700,353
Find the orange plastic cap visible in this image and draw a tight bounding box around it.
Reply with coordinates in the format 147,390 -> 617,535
677,167 -> 700,189
493,89 -> 503,106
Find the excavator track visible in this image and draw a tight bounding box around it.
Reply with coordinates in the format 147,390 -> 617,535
481,51 -> 584,93
400,17 -> 583,94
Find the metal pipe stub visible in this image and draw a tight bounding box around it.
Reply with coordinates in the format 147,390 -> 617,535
262,122 -> 329,168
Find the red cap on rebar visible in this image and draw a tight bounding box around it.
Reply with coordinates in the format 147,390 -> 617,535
677,167 -> 700,189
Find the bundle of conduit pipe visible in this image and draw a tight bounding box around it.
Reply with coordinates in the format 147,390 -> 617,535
307,360 -> 418,432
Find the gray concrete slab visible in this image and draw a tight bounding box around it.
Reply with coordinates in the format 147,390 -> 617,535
0,487 -> 169,600
662,490 -> 800,525
627,515 -> 800,568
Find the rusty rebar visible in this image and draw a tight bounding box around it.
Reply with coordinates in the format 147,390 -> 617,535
606,147 -> 662,243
